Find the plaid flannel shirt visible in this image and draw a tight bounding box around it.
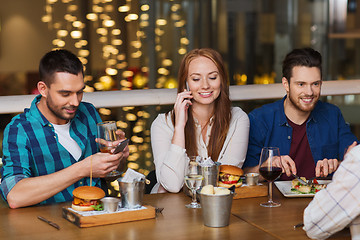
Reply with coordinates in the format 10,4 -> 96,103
0,95 -> 102,204
304,145 -> 360,239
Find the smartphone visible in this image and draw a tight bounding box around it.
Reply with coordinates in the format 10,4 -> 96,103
185,82 -> 191,106
113,139 -> 129,154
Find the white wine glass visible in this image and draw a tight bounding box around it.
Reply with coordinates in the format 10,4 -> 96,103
258,147 -> 282,207
97,121 -> 121,181
184,159 -> 203,208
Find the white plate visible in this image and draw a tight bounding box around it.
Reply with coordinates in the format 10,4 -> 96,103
274,180 -> 331,198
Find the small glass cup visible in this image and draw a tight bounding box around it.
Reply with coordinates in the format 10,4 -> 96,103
97,121 -> 121,180
245,173 -> 259,186
101,197 -> 120,213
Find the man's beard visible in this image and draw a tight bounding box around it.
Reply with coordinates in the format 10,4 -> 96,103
288,92 -> 318,113
46,96 -> 77,121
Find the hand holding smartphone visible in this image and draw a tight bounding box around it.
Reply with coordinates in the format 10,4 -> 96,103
113,139 -> 129,154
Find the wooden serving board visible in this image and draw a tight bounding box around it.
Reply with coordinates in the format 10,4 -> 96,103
233,184 -> 268,199
62,205 -> 155,228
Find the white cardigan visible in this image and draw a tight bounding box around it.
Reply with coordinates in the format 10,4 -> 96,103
150,107 -> 250,193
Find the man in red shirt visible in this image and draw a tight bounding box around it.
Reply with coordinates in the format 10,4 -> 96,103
244,48 -> 357,179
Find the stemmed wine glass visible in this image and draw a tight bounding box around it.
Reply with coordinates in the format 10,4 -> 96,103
184,158 -> 203,208
258,147 -> 283,207
97,121 -> 121,182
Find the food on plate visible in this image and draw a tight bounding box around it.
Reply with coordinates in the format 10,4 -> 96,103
218,165 -> 244,188
200,185 -> 231,195
201,184 -> 215,194
291,177 -> 327,194
72,186 -> 106,211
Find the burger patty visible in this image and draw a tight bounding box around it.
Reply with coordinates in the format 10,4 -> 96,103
73,197 -> 100,206
219,173 -> 240,183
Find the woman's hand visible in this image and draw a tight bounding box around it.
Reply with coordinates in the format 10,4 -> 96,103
171,89 -> 192,148
173,89 -> 193,129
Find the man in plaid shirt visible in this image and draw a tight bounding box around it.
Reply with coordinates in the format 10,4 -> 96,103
0,49 -> 128,208
304,141 -> 359,239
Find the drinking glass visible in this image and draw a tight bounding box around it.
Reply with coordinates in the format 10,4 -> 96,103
184,159 -> 203,208
258,147 -> 282,207
97,121 -> 121,181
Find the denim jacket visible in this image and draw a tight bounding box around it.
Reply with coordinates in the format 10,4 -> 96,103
243,96 -> 358,169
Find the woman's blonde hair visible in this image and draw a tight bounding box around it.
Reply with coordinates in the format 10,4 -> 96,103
169,48 -> 231,161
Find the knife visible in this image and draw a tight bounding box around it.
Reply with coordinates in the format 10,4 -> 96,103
291,174 -> 309,186
293,222 -> 304,230
37,216 -> 60,230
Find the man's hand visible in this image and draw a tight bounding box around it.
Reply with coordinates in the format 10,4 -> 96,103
315,141 -> 358,177
115,129 -> 126,141
95,129 -> 127,151
273,155 -> 297,177
85,151 -> 126,178
315,158 -> 339,177
344,141 -> 358,157
114,129 -> 129,172
92,129 -> 129,176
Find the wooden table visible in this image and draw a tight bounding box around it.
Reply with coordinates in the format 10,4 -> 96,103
0,193 -> 275,240
231,186 -> 350,240
0,186 -> 351,240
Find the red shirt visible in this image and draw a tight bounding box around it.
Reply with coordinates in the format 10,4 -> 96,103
280,118 -> 316,180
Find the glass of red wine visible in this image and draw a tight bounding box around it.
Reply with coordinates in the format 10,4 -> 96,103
258,147 -> 282,207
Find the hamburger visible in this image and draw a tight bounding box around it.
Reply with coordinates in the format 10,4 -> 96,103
218,165 -> 244,188
72,186 -> 105,211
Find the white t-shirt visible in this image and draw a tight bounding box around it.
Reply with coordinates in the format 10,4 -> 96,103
52,122 -> 82,161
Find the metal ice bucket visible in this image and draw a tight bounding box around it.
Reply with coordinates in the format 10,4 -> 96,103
197,188 -> 234,227
117,178 -> 145,209
201,162 -> 220,187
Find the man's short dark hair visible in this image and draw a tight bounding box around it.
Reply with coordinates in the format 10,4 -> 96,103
282,48 -> 322,81
39,49 -> 84,86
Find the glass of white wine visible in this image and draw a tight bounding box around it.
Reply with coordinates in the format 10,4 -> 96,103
184,158 -> 203,208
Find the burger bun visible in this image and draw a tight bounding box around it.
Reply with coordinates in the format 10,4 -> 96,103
72,186 -> 105,200
71,203 -> 95,212
219,165 -> 244,176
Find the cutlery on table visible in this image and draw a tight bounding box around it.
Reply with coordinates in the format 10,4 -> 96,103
37,216 -> 60,230
291,174 -> 310,186
293,222 -> 304,230
155,207 -> 164,213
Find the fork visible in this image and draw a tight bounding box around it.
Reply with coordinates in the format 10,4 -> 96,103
307,178 -> 315,185
155,207 -> 164,214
